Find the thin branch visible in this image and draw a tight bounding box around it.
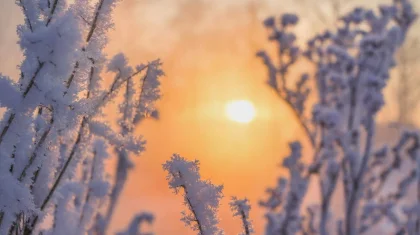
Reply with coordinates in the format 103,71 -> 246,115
345,118 -> 375,235
275,90 -> 315,147
94,66 -> 147,112
46,0 -> 60,26
65,0 -> 107,90
179,178 -> 204,235
0,213 -> 3,232
18,111 -> 54,181
0,113 -> 16,146
240,210 -> 251,235
23,62 -> 45,98
320,170 -> 339,235
78,149 -> 98,225
133,67 -> 152,123
64,62 -> 79,91
41,117 -> 85,211
18,0 -> 34,32
86,0 -> 106,42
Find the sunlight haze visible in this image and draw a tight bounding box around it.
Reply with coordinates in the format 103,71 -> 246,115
225,100 -> 256,123
0,0 -> 419,234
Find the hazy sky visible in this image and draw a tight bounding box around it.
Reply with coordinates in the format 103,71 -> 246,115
0,0 -> 419,234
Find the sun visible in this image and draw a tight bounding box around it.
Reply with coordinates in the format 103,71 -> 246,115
225,100 -> 256,123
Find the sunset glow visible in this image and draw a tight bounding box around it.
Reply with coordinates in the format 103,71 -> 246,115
3,0 -> 411,234
225,100 -> 256,123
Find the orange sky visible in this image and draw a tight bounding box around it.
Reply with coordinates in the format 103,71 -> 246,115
105,1 -> 310,234
100,0 -> 420,232
0,0 -> 419,234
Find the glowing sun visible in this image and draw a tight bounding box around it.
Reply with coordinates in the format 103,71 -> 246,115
225,100 -> 256,123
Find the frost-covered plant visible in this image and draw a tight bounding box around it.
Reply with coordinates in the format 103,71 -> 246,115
260,142 -> 309,235
258,0 -> 418,234
164,155 -> 259,235
163,154 -> 224,235
230,197 -> 254,235
0,0 -> 163,234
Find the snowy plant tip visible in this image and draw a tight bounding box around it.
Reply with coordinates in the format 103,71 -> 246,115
230,197 -> 254,235
163,154 -> 224,235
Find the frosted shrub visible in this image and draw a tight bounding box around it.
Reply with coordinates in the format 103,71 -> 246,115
258,0 -> 418,234
0,0 -> 163,234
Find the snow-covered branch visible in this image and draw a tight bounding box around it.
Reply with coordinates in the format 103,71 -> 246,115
230,197 -> 254,235
163,154 -> 224,235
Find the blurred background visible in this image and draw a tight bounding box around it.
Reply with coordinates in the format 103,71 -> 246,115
0,0 -> 419,234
